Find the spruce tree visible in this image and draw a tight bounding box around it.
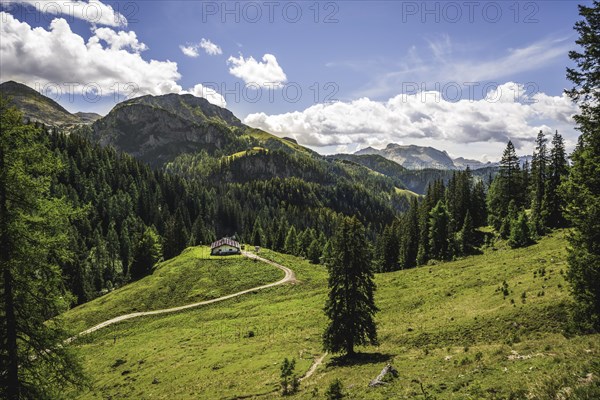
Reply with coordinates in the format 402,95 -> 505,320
563,1 -> 600,330
307,239 -> 322,264
284,226 -> 299,256
0,101 -> 85,399
487,140 -> 523,230
323,216 -> 378,356
251,218 -> 264,247
544,131 -> 569,228
130,226 -> 162,280
399,198 -> 419,269
428,200 -> 451,260
530,130 -> 549,235
458,211 -> 476,255
470,180 -> 488,227
508,211 -> 533,249
376,223 -> 400,272
280,358 -> 298,395
188,215 -> 206,246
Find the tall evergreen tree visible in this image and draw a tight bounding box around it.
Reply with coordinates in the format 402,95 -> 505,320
458,211 -> 476,255
521,159 -> 531,206
376,223 -> 400,272
306,238 -> 322,264
162,210 -> 189,260
417,180 -> 445,265
399,198 -> 419,269
487,140 -> 523,230
251,218 -> 264,247
323,216 -> 378,356
544,131 -> 569,228
188,215 -> 206,246
428,200 -> 451,260
508,211 -> 533,249
273,216 -> 289,252
0,101 -> 85,399
470,180 -> 488,227
530,130 -> 549,235
284,226 -> 299,256
130,227 -> 162,280
563,1 -> 600,331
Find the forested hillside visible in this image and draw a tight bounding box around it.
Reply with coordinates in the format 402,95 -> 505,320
1,83 -> 570,310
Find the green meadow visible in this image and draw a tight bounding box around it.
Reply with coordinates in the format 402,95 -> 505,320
65,231 -> 599,399
63,247 -> 283,334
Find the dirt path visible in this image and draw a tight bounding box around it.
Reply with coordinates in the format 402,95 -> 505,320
69,251 -> 296,341
300,352 -> 328,381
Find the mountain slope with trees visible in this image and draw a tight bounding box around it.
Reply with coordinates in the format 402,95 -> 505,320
0,80 -> 84,126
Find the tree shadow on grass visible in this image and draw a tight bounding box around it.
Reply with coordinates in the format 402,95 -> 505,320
327,352 -> 393,367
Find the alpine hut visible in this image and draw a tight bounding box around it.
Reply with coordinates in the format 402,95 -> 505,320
210,237 -> 241,256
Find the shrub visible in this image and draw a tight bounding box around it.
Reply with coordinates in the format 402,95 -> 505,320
325,379 -> 344,400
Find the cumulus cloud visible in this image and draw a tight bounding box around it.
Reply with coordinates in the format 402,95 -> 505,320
0,12 -> 226,107
182,84 -> 227,108
0,12 -> 179,96
180,44 -> 200,58
244,82 -> 578,158
180,38 -> 222,57
90,27 -> 147,52
2,0 -> 127,27
199,38 -> 222,56
227,53 -> 287,88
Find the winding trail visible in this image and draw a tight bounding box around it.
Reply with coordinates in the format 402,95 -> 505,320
300,352 -> 328,381
68,251 -> 296,342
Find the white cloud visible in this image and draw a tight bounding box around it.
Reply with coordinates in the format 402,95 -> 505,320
90,27 -> 147,52
227,53 -> 287,88
182,84 -> 227,108
199,38 -> 222,56
0,13 -> 226,107
180,38 -> 222,58
2,0 -> 127,27
244,82 -> 578,160
180,44 -> 199,58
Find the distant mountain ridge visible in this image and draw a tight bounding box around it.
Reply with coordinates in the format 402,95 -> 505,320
0,81 -> 100,126
356,143 -> 457,170
355,143 -> 532,170
453,157 -> 492,170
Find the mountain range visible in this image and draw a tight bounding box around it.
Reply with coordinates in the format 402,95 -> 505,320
1,81 -> 507,194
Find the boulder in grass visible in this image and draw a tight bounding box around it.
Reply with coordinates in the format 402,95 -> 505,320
369,364 -> 399,387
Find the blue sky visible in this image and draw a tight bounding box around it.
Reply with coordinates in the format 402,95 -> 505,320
0,1 -> 589,160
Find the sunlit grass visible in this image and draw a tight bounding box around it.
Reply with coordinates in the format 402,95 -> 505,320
66,231 -> 599,399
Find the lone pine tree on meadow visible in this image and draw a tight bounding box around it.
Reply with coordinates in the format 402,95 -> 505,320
323,216 -> 378,356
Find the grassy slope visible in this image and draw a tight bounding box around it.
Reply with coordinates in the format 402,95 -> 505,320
395,187 -> 421,198
62,247 -> 283,333
67,231 -> 599,399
